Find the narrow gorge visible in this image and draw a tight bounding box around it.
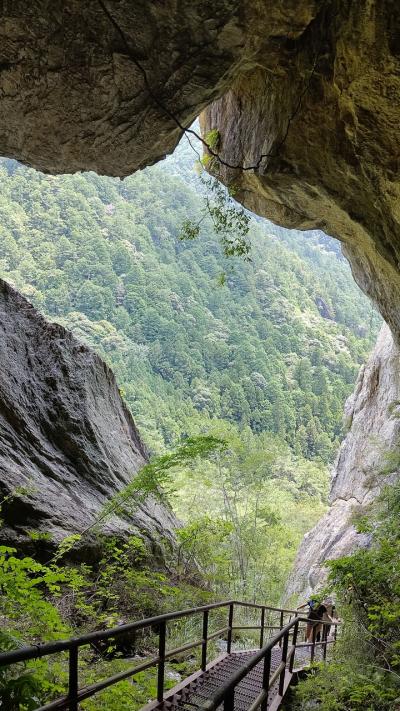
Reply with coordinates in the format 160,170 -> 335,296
0,3 -> 399,709
287,323 -> 400,599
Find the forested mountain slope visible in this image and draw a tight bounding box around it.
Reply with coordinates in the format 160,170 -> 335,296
0,143 -> 381,602
0,146 -> 380,460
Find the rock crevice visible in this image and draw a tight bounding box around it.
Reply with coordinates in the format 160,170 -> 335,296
0,3 -> 398,343
0,1 -> 399,585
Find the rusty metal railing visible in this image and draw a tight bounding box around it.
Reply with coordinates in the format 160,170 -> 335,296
0,599 -> 298,710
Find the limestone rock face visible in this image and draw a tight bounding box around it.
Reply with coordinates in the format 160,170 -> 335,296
0,0 -> 252,176
201,1 -> 400,340
285,324 -> 400,600
0,2 -> 323,178
0,279 -> 177,558
0,2 -> 399,340
1,0 -> 400,583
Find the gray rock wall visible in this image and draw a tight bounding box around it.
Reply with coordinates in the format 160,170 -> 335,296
202,2 -> 400,344
286,324 -> 400,601
0,279 -> 177,559
0,3 -> 398,351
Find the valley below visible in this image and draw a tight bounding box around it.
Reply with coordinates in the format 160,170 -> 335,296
3,128 -> 400,711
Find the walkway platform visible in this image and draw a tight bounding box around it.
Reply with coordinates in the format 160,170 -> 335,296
147,642 -> 329,711
0,599 -> 337,711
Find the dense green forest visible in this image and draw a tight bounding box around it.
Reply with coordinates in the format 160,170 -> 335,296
0,142 -> 381,604
0,140 -> 386,709
0,145 -> 379,460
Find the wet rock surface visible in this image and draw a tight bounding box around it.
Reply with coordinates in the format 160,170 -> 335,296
286,324 -> 400,599
0,279 -> 177,557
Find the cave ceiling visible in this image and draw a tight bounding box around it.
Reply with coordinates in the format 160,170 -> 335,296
0,1 -> 399,334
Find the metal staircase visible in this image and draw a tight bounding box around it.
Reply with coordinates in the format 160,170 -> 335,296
0,600 -> 338,710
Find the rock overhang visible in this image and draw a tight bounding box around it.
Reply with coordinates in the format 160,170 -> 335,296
199,1 -> 400,338
0,2 -> 399,337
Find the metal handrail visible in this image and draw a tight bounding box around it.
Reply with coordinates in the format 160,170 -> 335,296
0,599 -> 298,711
0,599 -> 297,667
201,617 -> 340,711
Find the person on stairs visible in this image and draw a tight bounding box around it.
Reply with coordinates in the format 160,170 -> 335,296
306,599 -> 336,643
297,599 -> 318,642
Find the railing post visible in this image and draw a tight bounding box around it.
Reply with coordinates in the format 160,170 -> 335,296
310,623 -> 316,663
323,623 -> 328,661
227,603 -> 234,654
279,631 -> 289,696
157,620 -> 166,702
224,688 -> 235,711
260,607 -> 265,649
289,619 -> 299,673
68,645 -> 79,711
202,610 -> 209,671
278,610 -> 284,647
261,647 -> 271,711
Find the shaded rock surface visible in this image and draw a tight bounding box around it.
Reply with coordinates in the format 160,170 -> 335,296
201,1 -> 400,341
0,2 -> 321,178
286,324 -> 400,600
0,2 -> 398,342
0,0 -> 252,176
0,279 -> 177,557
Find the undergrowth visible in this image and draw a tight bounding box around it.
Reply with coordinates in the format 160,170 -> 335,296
291,478 -> 400,711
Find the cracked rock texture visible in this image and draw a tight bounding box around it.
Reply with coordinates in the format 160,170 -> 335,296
285,324 -> 400,601
0,2 -> 321,178
0,279 -> 177,558
0,0 -> 253,176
